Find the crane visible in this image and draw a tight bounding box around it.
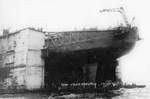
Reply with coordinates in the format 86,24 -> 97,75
99,7 -> 130,27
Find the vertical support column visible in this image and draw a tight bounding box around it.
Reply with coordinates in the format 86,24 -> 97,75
96,59 -> 118,83
95,61 -> 104,83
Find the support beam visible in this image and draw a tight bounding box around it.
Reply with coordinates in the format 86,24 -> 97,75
96,59 -> 118,83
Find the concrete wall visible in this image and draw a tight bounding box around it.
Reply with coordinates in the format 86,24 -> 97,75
0,33 -> 17,88
0,29 -> 45,90
25,29 -> 45,90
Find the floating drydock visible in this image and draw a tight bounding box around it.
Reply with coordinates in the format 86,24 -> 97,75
0,8 -> 139,91
0,26 -> 138,91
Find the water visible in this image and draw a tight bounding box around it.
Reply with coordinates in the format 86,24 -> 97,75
0,86 -> 150,99
112,86 -> 150,99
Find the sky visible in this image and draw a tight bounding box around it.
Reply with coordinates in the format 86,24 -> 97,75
0,0 -> 150,84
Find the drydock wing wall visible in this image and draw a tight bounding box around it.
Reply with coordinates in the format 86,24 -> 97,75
0,29 -> 45,90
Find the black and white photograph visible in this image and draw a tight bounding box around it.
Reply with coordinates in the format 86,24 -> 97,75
0,0 -> 149,99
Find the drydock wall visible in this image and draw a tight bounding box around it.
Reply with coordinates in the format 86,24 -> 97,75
0,29 -> 45,90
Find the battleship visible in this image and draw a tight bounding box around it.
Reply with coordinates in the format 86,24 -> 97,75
42,7 -> 139,89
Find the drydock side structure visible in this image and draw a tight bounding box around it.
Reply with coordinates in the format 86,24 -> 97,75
0,29 -> 45,90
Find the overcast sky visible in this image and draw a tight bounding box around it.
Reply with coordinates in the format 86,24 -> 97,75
0,0 -> 150,84
0,0 -> 133,32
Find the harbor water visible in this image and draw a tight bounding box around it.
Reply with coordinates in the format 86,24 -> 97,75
0,85 -> 150,99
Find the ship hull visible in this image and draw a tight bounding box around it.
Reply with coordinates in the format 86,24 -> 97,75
42,26 -> 138,88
